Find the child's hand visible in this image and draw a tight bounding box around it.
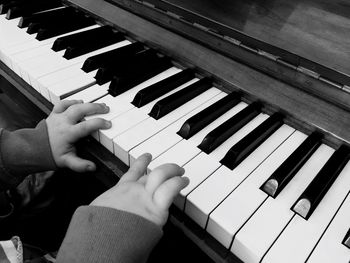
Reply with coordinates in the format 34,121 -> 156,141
46,100 -> 111,172
90,153 -> 189,227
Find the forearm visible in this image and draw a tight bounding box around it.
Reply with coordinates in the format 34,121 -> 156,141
0,120 -> 56,191
56,206 -> 163,263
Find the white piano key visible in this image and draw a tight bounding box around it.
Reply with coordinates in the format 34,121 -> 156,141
38,67 -> 94,100
9,24 -> 100,64
5,23 -> 97,55
1,33 -> 38,66
99,77 -> 196,152
307,192 -> 350,263
11,44 -> 60,77
147,105 -> 248,172
48,70 -> 97,104
31,42 -> 127,95
0,17 -> 33,48
128,93 -> 227,166
0,7 -> 67,50
208,114 -> 269,161
66,82 -> 109,103
24,41 -> 130,86
185,124 -> 295,229
175,113 -> 269,211
262,160 -> 350,263
4,25 -> 100,69
173,152 -> 219,210
232,144 -> 333,263
187,101 -> 248,146
113,88 -> 222,164
8,24 -> 98,56
75,67 -> 181,118
205,130 -> 306,249
38,66 -> 88,90
147,101 -> 248,171
149,139 -> 201,171
11,42 -> 60,64
85,67 -> 181,140
34,39 -> 130,93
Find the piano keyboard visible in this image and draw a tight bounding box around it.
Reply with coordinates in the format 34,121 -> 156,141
0,2 -> 349,263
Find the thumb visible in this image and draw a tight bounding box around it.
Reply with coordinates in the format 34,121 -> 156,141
62,152 -> 96,172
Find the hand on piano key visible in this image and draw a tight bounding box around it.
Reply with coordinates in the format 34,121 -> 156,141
46,99 -> 112,172
90,153 -> 189,227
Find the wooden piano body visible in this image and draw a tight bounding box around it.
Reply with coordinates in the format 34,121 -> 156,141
0,0 -> 349,262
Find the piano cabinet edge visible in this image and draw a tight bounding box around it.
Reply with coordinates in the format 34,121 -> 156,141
0,61 -> 128,188
67,0 -> 350,113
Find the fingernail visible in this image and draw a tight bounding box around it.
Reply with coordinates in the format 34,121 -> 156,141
105,121 -> 112,128
143,153 -> 152,159
182,176 -> 190,185
180,167 -> 186,175
87,165 -> 95,171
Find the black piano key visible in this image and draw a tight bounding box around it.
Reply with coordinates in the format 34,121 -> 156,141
26,22 -> 41,34
198,101 -> 261,154
19,7 -> 74,29
220,112 -> 284,170
52,26 -> 113,52
36,15 -> 96,41
292,144 -> 350,219
0,0 -> 17,14
108,56 -> 172,97
82,42 -> 144,73
26,9 -> 81,34
261,132 -> 323,198
95,49 -> 160,85
131,69 -> 194,108
63,31 -> 125,59
177,92 -> 241,139
0,0 -> 15,5
6,0 -> 62,19
149,78 -> 212,120
95,67 -> 115,86
343,228 -> 350,249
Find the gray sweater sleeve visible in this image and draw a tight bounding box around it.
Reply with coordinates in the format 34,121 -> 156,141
56,206 -> 163,263
0,120 -> 57,191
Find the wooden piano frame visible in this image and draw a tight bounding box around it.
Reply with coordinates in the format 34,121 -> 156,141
66,0 -> 350,148
1,0 -> 349,262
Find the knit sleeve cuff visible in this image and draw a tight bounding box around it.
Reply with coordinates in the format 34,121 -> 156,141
56,206 -> 163,263
0,120 -> 57,190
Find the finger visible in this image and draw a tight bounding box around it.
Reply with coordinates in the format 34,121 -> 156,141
70,118 -> 111,141
153,176 -> 189,210
65,103 -> 109,122
137,174 -> 148,185
52,100 -> 83,113
120,153 -> 152,183
145,163 -> 185,195
62,152 -> 96,172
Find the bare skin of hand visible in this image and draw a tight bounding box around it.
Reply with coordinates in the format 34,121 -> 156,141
46,100 -> 112,172
91,153 -> 190,227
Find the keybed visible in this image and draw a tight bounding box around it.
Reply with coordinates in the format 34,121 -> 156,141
0,2 -> 349,263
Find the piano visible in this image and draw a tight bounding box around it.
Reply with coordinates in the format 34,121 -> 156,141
0,0 -> 349,262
